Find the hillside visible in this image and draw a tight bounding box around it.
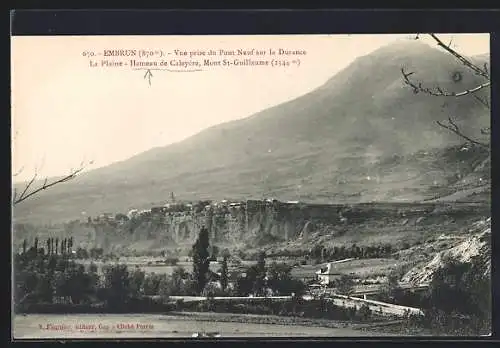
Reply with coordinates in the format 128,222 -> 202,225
13,40 -> 490,223
401,217 -> 491,284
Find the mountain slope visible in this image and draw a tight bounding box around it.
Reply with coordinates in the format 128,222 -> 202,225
401,217 -> 491,284
13,41 -> 490,223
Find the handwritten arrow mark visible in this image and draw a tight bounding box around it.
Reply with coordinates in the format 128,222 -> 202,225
144,69 -> 153,86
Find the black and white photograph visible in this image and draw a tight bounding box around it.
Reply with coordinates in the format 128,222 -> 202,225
11,33 -> 491,339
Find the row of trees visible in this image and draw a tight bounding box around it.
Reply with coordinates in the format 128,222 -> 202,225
14,252 -> 100,307
21,237 -> 74,256
18,238 -> 109,261
309,243 -> 394,263
14,249 -> 196,311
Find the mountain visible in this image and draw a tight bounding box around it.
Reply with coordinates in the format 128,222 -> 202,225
13,41 -> 490,223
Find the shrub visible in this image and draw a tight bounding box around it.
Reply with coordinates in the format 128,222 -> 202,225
202,282 -> 224,298
358,304 -> 372,321
335,275 -> 355,296
164,257 -> 179,266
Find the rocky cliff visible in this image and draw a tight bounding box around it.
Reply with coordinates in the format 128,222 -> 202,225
45,200 -> 490,254
401,217 -> 491,284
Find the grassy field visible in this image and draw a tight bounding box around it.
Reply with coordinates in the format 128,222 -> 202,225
13,313 -> 393,338
75,255 -> 402,284
290,258 -> 400,280
75,259 -> 257,276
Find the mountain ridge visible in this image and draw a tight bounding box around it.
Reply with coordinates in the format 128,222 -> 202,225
13,40 -> 490,223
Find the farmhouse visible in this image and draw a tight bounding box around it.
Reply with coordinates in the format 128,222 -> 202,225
315,259 -> 355,285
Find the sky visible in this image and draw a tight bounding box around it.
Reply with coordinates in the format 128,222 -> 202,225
11,33 -> 489,182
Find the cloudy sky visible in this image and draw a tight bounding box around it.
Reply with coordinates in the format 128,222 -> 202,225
11,34 -> 489,182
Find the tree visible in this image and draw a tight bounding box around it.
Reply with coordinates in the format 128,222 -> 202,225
358,304 -> 372,322
210,245 -> 220,260
401,34 -> 490,149
90,247 -> 104,259
426,258 -> 488,317
129,267 -> 146,298
76,247 -> 89,259
55,238 -> 59,255
35,272 -> 53,303
336,275 -> 355,296
421,256 -> 491,335
68,237 -> 73,254
157,275 -> 171,300
88,262 -> 98,274
143,273 -> 162,296
221,248 -> 231,259
15,265 -> 40,305
202,281 -> 223,299
220,255 -> 229,292
62,263 -> 92,304
235,271 -> 256,297
192,226 -> 210,294
253,251 -> 267,295
170,266 -> 188,294
103,264 -> 131,309
267,262 -> 306,296
381,271 -> 402,303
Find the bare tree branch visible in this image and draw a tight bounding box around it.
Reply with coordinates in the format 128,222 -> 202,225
401,68 -> 491,98
472,94 -> 491,110
16,169 -> 39,204
12,166 -> 25,177
13,164 -> 88,205
429,34 -> 490,79
401,34 -> 490,151
483,62 -> 489,76
436,117 -> 489,149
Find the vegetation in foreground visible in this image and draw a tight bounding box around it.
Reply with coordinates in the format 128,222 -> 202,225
14,226 -> 491,336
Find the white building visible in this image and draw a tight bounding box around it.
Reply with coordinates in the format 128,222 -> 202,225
315,263 -> 339,285
315,259 -> 355,285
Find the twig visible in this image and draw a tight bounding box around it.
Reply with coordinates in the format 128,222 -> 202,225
472,94 -> 491,110
16,170 -> 38,204
436,117 -> 489,149
401,68 -> 490,97
401,34 -> 490,151
13,165 -> 86,205
13,166 -> 25,177
429,34 -> 490,79
483,62 -> 489,76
